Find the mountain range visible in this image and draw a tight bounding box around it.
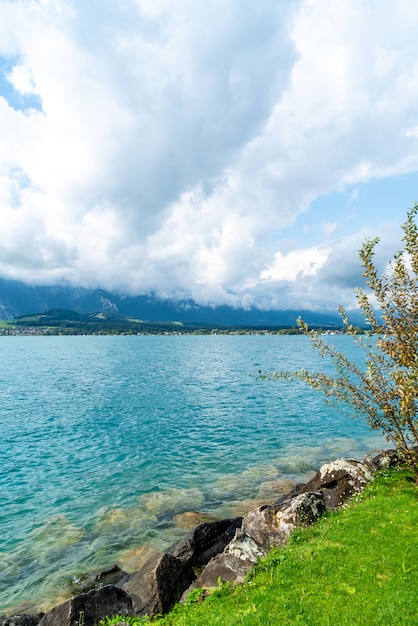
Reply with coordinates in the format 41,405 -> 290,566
0,277 -> 359,327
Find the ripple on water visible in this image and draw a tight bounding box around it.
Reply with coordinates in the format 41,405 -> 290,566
25,516 -> 86,560
207,462 -> 286,501
0,515 -> 87,614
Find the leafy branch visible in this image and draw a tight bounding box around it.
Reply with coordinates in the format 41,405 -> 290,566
260,204 -> 418,476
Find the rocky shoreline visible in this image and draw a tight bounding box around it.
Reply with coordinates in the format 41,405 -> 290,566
0,449 -> 401,626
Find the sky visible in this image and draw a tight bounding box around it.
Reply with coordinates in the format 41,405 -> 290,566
1,0 -> 418,312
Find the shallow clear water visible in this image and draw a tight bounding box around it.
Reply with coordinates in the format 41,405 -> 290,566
0,335 -> 386,613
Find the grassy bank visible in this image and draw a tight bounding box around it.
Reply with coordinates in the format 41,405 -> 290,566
102,467 -> 418,626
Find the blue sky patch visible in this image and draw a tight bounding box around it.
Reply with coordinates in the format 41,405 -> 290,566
0,55 -> 43,113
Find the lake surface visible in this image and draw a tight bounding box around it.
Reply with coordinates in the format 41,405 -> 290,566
0,335 -> 386,614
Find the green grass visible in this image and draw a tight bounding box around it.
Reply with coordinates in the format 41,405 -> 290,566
100,467 -> 418,626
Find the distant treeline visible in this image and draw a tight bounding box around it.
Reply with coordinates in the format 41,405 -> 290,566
2,321 -> 304,336
0,308 -> 367,336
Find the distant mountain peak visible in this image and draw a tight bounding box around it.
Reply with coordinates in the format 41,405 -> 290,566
0,277 -> 358,327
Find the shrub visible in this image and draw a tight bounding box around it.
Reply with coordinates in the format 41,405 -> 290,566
261,205 -> 418,476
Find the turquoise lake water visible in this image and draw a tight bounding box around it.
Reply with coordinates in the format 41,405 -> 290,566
0,335 -> 387,614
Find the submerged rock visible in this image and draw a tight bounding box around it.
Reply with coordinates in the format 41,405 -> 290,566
68,564 -> 127,596
117,545 -> 158,573
173,511 -> 219,530
94,564 -> 126,586
0,615 -> 44,626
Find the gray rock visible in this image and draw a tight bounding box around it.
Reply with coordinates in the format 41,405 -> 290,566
369,449 -> 399,470
121,552 -> 196,616
192,553 -> 249,588
181,529 -> 265,600
224,529 -> 266,564
69,563 -> 127,597
168,517 -> 243,568
39,586 -> 132,626
298,458 -> 373,510
94,564 -> 126,586
242,491 -> 325,549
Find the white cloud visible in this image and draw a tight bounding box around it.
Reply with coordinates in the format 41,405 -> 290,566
7,63 -> 37,95
261,247 -> 330,282
0,0 -> 418,310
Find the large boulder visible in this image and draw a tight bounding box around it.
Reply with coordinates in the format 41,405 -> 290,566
39,586 -> 133,626
298,458 -> 373,510
168,517 -> 243,568
182,492 -> 325,599
181,529 -> 265,600
121,552 -> 196,616
242,492 -> 325,550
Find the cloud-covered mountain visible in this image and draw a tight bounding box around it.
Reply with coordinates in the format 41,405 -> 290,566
0,1 -> 416,312
0,278 -> 353,327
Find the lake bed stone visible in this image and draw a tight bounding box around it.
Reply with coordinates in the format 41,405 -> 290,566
0,615 -> 44,626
